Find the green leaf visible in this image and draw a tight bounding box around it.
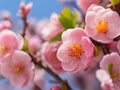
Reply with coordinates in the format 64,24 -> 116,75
110,0 -> 120,5
59,7 -> 79,29
108,63 -> 113,74
22,39 -> 29,52
49,33 -> 62,42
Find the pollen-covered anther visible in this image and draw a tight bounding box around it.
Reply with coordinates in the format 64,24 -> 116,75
69,43 -> 83,58
0,45 -> 11,54
14,65 -> 24,74
96,20 -> 108,33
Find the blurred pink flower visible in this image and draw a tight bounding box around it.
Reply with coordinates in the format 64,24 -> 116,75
28,36 -> 42,53
85,5 -> 120,43
57,28 -> 94,73
77,0 -> 110,13
0,50 -> 34,88
0,30 -> 19,58
98,52 -> 120,90
37,13 -> 64,40
41,41 -> 65,73
33,69 -> 45,90
0,10 -> 11,20
0,20 -> 12,31
77,0 -> 99,13
96,70 -> 114,90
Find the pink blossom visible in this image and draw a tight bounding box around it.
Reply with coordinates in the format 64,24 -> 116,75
57,28 -> 94,73
99,52 -> 120,90
41,41 -> 65,73
85,5 -> 120,43
0,50 -> 34,87
0,30 -> 19,58
37,13 -> 64,40
28,36 -> 42,53
0,20 -> 12,31
1,10 -> 11,20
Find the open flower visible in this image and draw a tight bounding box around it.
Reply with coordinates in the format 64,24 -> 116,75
96,52 -> 120,90
37,13 -> 64,40
85,5 -> 120,43
0,50 -> 34,87
41,41 -> 65,73
0,30 -> 20,58
57,28 -> 94,73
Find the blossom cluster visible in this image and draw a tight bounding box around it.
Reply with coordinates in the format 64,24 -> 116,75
1,0 -> 120,90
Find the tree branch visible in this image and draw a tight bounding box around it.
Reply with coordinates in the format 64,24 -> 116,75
29,53 -> 72,90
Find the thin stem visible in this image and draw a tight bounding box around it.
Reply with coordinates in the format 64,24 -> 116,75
91,38 -> 110,55
29,53 -> 72,90
22,16 -> 28,37
33,84 -> 42,90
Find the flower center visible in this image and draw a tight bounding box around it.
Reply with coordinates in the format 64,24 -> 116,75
108,63 -> 120,79
111,72 -> 120,79
0,45 -> 11,54
96,20 -> 108,33
14,65 -> 24,74
69,43 -> 83,58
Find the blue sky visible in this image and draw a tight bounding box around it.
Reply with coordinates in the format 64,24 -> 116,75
0,0 -> 64,20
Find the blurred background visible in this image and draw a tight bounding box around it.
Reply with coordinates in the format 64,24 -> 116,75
0,0 -> 64,20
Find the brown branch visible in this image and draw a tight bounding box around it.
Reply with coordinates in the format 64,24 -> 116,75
29,53 -> 72,90
21,16 -> 28,37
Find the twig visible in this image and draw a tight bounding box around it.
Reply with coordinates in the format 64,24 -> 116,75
22,16 -> 28,37
29,53 -> 72,90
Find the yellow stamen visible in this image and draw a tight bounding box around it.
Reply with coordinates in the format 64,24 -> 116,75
69,43 -> 83,58
14,65 -> 24,74
0,45 -> 11,54
96,20 -> 108,33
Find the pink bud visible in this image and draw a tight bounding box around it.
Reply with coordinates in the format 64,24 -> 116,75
25,2 -> 33,15
20,2 -> 26,12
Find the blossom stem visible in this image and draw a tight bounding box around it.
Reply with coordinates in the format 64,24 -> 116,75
22,16 -> 28,37
91,39 -> 110,55
30,54 -> 72,90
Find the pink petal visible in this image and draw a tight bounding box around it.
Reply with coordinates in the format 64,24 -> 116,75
82,36 -> 94,57
100,52 -> 120,71
92,33 -> 112,43
61,59 -> 79,71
